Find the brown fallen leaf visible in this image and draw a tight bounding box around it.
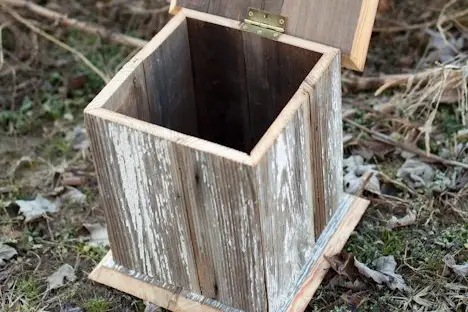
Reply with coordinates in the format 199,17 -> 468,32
387,210 -> 417,229
325,251 -> 359,281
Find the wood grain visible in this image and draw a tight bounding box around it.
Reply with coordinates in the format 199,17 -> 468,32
85,112 -> 200,291
172,0 -> 378,71
254,92 -> 315,311
176,145 -> 267,311
89,252 -> 242,312
242,33 -> 322,150
142,18 -> 198,136
187,18 -> 251,153
303,51 -> 343,236
283,195 -> 370,311
88,195 -> 369,312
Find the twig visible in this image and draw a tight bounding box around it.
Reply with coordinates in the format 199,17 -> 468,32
3,7 -> 110,82
372,6 -> 468,33
343,118 -> 468,169
342,68 -> 443,93
0,20 -> 10,71
2,0 -> 148,48
124,4 -> 169,15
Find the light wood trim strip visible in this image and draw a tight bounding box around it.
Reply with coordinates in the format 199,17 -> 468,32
348,0 -> 379,71
89,252 -> 242,312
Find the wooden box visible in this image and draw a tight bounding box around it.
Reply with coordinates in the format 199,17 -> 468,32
86,2 -> 377,311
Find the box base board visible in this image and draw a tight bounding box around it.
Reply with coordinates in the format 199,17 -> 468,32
89,194 -> 369,312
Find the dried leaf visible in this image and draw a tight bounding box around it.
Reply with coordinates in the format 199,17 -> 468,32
387,210 -> 417,229
397,159 -> 435,188
82,223 -> 109,247
7,195 -> 58,222
443,255 -> 468,278
355,256 -> 410,292
60,187 -> 86,205
66,125 -> 89,151
47,264 -> 76,290
344,156 -> 380,194
0,244 -> 17,266
325,252 -> 359,281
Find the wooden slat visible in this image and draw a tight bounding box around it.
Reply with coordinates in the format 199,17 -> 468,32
142,18 -> 198,136
85,112 -> 200,291
242,33 -> 322,150
176,146 -> 267,311
254,92 -> 315,311
171,0 -> 378,70
302,51 -> 343,236
187,18 -> 251,153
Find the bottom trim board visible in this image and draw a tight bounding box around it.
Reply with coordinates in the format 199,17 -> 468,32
89,194 -> 370,312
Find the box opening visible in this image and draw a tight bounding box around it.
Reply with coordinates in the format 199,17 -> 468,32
110,17 -> 322,154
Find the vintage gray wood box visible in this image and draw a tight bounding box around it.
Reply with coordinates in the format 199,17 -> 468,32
85,1 -> 378,311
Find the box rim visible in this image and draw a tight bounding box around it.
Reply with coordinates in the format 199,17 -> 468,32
84,10 -> 340,166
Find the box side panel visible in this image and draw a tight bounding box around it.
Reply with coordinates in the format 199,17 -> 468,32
176,145 -> 267,312
254,97 -> 315,311
305,52 -> 343,236
85,114 -> 200,291
142,17 -> 199,137
186,18 -> 251,153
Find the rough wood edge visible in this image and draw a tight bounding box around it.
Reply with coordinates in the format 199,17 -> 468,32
282,194 -> 370,312
176,8 -> 336,55
170,2 -> 376,71
85,8 -> 339,167
89,194 -> 369,312
85,108 -> 253,165
89,252 -> 242,312
347,0 -> 379,71
84,12 -> 187,112
250,49 -> 339,164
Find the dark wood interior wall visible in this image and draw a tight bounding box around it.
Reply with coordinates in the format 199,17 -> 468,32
186,18 -> 251,152
242,34 -> 322,149
110,18 -> 199,138
142,18 -> 199,137
187,19 -> 322,153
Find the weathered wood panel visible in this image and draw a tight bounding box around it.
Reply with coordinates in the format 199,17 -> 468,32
173,0 -> 379,70
242,32 -> 322,150
254,93 -> 315,311
187,18 -> 251,153
142,18 -> 199,137
176,145 -> 267,311
85,113 -> 200,291
303,51 -> 343,236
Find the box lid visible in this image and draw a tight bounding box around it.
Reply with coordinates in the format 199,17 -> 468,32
169,0 -> 379,71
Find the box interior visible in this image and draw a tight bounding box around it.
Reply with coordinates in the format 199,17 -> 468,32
112,17 -> 322,154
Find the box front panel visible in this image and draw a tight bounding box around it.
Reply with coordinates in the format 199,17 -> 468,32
176,145 -> 267,312
85,114 -> 200,291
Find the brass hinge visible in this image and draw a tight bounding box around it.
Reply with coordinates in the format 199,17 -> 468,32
240,7 -> 287,40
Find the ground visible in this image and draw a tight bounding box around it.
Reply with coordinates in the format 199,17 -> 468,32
0,0 -> 467,311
